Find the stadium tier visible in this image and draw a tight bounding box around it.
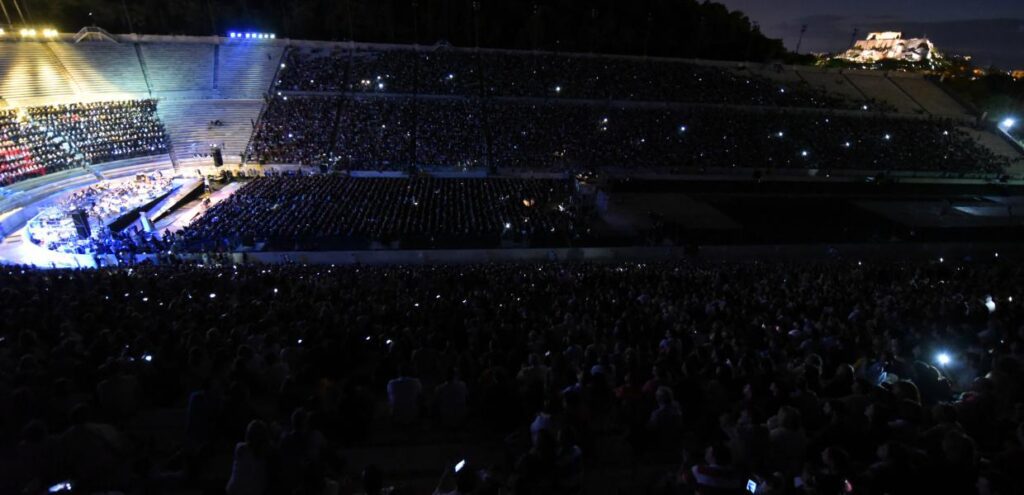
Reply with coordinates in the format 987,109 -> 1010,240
248,95 -> 1009,173
0,100 -> 168,185
0,36 -> 1016,184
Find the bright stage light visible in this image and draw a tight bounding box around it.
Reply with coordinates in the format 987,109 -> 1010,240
936,352 -> 951,366
1001,118 -> 1017,130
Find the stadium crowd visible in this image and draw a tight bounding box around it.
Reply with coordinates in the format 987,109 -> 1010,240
174,175 -> 583,250
277,47 -> 858,108
0,100 -> 168,186
27,100 -> 168,166
0,259 -> 1022,494
0,110 -> 86,186
248,96 -> 1010,174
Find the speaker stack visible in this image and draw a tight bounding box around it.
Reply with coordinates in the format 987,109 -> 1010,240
212,145 -> 224,167
70,209 -> 91,239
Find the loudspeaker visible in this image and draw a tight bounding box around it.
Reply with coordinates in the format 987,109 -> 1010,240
71,209 -> 91,239
212,146 -> 224,167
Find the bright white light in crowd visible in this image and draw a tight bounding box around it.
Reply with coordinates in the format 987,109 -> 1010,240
209,293 -> 217,299
280,63 -> 286,69
504,222 -> 512,229
939,257 -> 944,263
777,131 -> 784,138
844,142 -> 851,148
943,130 -> 949,136
995,252 -> 999,258
554,85 -> 561,93
1001,118 -> 1017,130
297,338 -> 303,344
679,125 -> 687,132
779,88 -> 786,93
273,288 -> 278,294
884,134 -> 891,140
143,354 -> 153,362
365,336 -> 371,341
862,105 -> 869,110
447,73 -> 455,80
985,296 -> 996,313
377,82 -> 385,89
801,150 -> 809,157
1010,296 -> 1014,302
936,352 -> 951,366
270,34 -> 275,39
386,339 -> 393,345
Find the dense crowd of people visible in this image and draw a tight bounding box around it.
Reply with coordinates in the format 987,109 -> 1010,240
277,47 -> 858,108
174,175 -> 583,250
0,110 -> 86,186
0,100 -> 168,186
248,96 -> 1010,174
0,259 -> 1022,494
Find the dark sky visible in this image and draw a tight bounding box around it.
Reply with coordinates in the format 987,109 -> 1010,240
719,0 -> 1024,68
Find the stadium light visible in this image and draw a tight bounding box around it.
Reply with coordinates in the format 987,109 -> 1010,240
20,28 -> 36,37
1001,117 -> 1017,130
42,29 -> 58,38
0,28 -> 6,36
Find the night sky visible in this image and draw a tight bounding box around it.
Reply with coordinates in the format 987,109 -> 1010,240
719,0 -> 1024,68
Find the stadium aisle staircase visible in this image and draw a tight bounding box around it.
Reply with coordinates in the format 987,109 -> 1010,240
890,75 -> 971,118
0,43 -> 77,101
47,42 -> 149,95
157,99 -> 263,161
